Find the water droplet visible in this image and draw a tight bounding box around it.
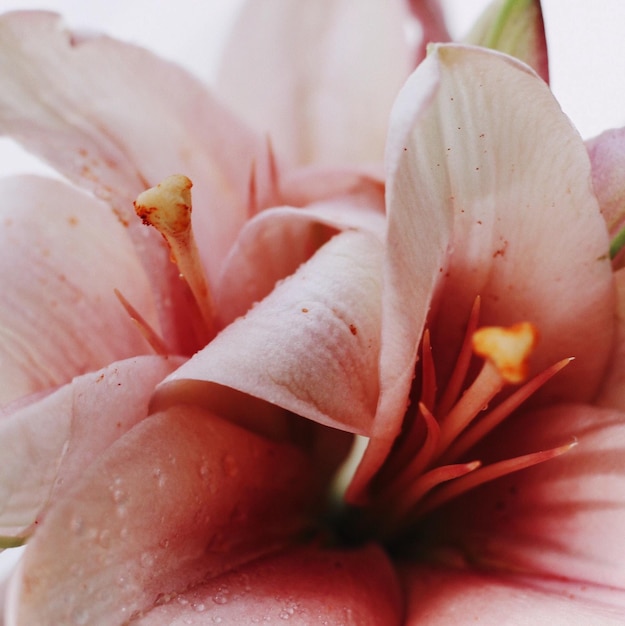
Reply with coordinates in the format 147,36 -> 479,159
193,602 -> 206,613
70,516 -> 84,535
112,489 -> 127,504
72,608 -> 90,625
159,538 -> 170,549
212,618 -> 223,624
176,596 -> 189,606
199,461 -> 210,479
279,610 -> 291,620
140,552 -> 155,568
98,529 -> 111,548
222,454 -> 239,478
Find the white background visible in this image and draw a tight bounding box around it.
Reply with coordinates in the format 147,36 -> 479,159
0,0 -> 624,178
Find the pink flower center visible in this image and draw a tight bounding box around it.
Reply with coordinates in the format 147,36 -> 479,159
344,298 -> 575,547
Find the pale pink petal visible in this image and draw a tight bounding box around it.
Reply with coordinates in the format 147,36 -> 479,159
217,0 -> 414,167
586,127 -> 625,234
134,544 -> 402,625
217,191 -> 385,326
0,12 -> 268,349
465,0 -> 549,82
0,355 -> 181,538
350,44 -> 615,501
0,176 -> 158,405
431,403 -> 625,589
7,406 -> 318,625
156,230 -> 383,436
597,267 -> 625,409
402,564 -> 625,625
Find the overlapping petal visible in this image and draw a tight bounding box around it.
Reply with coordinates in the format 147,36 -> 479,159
133,544 -> 402,625
217,0 -> 414,167
402,564 -> 625,625
0,11 -> 271,350
157,230 -> 383,436
587,127 -> 625,235
0,175 -> 157,405
0,356 -> 180,539
349,44 -> 615,499
6,406 -> 319,626
428,403 -> 625,589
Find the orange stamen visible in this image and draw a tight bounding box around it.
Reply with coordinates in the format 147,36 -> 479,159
437,296 -> 481,417
415,439 -> 577,519
441,357 -> 573,463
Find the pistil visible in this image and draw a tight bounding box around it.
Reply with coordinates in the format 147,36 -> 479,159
134,175 -> 215,339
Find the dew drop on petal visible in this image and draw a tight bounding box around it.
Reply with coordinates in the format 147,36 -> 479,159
70,516 -> 84,535
222,454 -> 239,478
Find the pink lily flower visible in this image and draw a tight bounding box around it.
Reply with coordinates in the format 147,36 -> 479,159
2,1 -> 625,624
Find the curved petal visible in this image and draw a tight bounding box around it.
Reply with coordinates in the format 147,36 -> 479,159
0,11 -> 269,349
6,406 -> 318,626
133,544 -> 402,625
351,43 -> 615,501
596,267 -> 625,410
217,0 -> 414,167
0,175 -> 158,405
586,127 -> 625,235
429,403 -> 625,589
156,230 -> 383,436
0,356 -> 181,538
216,190 -> 385,327
402,564 -> 625,625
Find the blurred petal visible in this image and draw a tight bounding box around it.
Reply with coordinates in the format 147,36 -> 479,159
0,356 -> 180,538
217,0 -> 413,166
465,0 -> 549,82
0,11 -> 269,349
7,406 -> 318,625
134,544 -> 403,625
431,403 -> 625,589
597,268 -> 625,410
157,230 -> 383,436
407,0 -> 451,63
586,127 -> 625,235
0,176 -> 157,405
350,44 -> 614,500
402,564 -> 625,625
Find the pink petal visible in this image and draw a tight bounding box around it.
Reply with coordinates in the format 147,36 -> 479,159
156,230 -> 383,436
350,44 -> 615,500
217,0 -> 414,167
431,403 -> 625,589
402,564 -> 625,625
596,267 -> 625,410
217,190 -> 385,326
0,176 -> 158,405
7,406 -> 319,625
0,11 -> 269,350
0,355 -> 181,537
586,127 -> 625,235
406,0 -> 451,63
133,544 -> 402,625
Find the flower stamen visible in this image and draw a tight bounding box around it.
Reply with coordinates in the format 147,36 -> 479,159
114,289 -> 168,355
441,357 -> 573,463
134,175 -> 215,339
414,439 -> 577,520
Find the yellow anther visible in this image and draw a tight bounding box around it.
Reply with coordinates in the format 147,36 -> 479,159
472,322 -> 538,384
